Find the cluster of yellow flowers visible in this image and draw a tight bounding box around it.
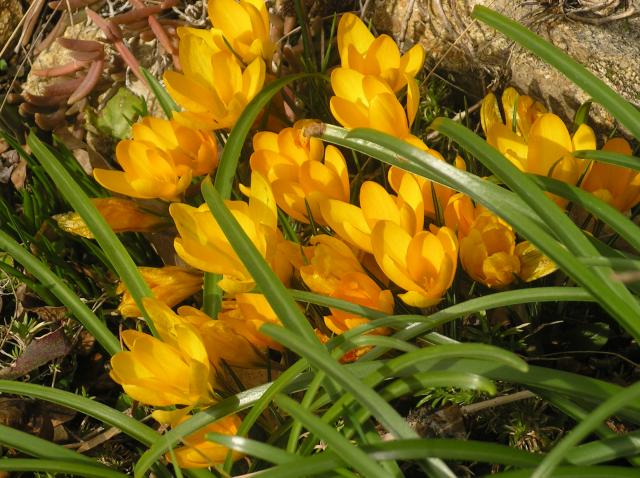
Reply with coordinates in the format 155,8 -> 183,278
55,3 -> 639,470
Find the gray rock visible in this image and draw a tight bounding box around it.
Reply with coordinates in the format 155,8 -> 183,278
371,0 -> 640,136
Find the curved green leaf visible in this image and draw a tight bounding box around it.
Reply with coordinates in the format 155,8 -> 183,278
27,132 -> 155,334
532,380 -> 640,477
0,231 -> 120,356
0,458 -> 128,478
0,381 -> 157,445
574,150 -> 640,172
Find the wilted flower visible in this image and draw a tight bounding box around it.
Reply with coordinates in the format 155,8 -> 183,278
330,67 -> 419,138
208,0 -> 274,63
371,222 -> 458,307
337,13 -> 424,91
109,298 -> 215,407
93,117 -> 218,201
320,174 -> 423,253
250,122 -> 349,224
117,266 -> 203,318
581,138 -> 640,213
170,171 -> 291,294
152,410 -> 242,469
165,27 -> 266,130
53,198 -> 168,239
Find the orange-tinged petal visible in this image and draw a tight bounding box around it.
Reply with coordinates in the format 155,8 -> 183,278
406,76 -> 419,127
515,240 -> 557,282
360,181 -> 400,227
480,92 -> 502,137
330,96 -> 369,130
399,44 -> 425,80
93,169 -> 144,198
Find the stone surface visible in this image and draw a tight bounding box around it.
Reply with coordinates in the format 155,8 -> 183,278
371,0 -> 640,135
0,0 -> 23,50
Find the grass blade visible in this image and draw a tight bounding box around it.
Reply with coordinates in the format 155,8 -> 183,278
206,433 -> 296,464
472,5 -> 640,140
531,380 -> 640,477
574,150 -> 640,171
274,394 -> 390,478
0,459 -> 128,478
140,66 -> 178,118
0,380 -> 158,445
0,230 -> 120,356
27,132 -> 155,334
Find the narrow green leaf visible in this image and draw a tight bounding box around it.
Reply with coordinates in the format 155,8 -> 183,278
491,466 -> 640,478
573,100 -> 592,132
202,73 -> 310,318
472,5 -> 640,140
425,119 -> 640,340
262,324 -> 455,478
574,150 -> 640,171
140,66 -> 178,118
27,132 -> 155,334
0,231 -> 120,356
531,174 -> 640,253
0,380 -> 157,445
201,179 -> 317,342
275,394 -> 390,478
532,380 -> 640,477
205,433 -> 296,464
250,439 -> 541,478
0,458 -> 128,478
0,423 -> 95,463
568,430 -> 640,466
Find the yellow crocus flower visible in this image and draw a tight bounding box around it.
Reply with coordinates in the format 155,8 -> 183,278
169,171 -> 291,294
481,88 -> 596,193
177,305 -> 268,368
371,222 -> 458,308
330,67 -> 419,137
388,153 -> 466,220
116,266 -> 203,318
93,117 -> 218,201
109,298 -> 215,407
320,173 -> 423,253
459,212 -> 520,288
208,0 -> 274,63
295,235 -> 366,295
337,13 -> 424,92
324,271 -> 394,335
218,293 -> 283,352
53,198 -> 168,239
250,122 -> 349,224
447,196 -> 556,286
581,138 -> 640,212
165,27 -> 266,130
152,410 -> 243,469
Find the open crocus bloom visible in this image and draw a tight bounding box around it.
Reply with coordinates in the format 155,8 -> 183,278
330,67 -> 419,137
208,0 -> 274,63
320,173 -> 423,253
165,26 -> 266,130
109,299 -> 215,407
337,12 -> 424,92
93,116 -> 218,201
372,222 -> 458,308
170,171 -> 291,294
581,137 -> 640,213
250,122 -> 349,224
